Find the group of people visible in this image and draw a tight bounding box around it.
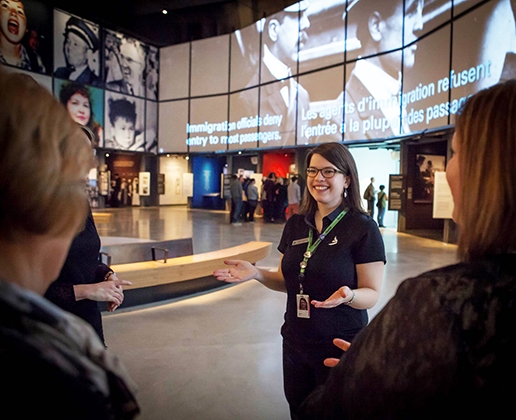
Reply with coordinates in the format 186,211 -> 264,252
363,177 -> 389,228
229,172 -> 302,225
2,61 -> 516,419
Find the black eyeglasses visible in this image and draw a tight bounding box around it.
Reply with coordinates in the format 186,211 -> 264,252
306,167 -> 344,178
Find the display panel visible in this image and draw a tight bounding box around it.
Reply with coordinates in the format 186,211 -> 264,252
416,0 -> 450,39
260,6 -> 304,84
54,9 -> 101,86
258,76 -> 304,148
346,0 -> 404,62
104,91 -> 145,151
343,51 -> 402,141
145,45 -> 159,100
298,65 -> 344,144
402,24 -> 451,133
188,95 -> 229,153
103,29 -> 147,98
299,0 -> 346,74
190,35 -> 229,97
0,0 -> 52,74
0,64 -> 52,90
158,100 -> 188,153
54,78 -> 104,147
228,88 -> 259,151
453,0 -> 484,16
450,0 -> 515,122
230,23 -> 261,91
145,100 -> 158,153
159,43 -> 190,100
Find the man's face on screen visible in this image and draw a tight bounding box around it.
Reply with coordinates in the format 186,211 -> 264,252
378,0 -> 423,76
272,11 -> 310,66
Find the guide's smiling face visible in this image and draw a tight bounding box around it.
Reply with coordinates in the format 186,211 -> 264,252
307,153 -> 348,210
0,0 -> 27,45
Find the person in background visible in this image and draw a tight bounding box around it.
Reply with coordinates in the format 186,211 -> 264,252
59,81 -> 103,147
246,178 -> 259,222
214,142 -> 385,419
0,68 -> 139,418
376,184 -> 388,228
54,16 -> 101,87
299,80 -> 516,420
363,177 -> 376,219
262,172 -> 277,223
45,126 -> 132,347
0,0 -> 45,72
229,174 -> 243,225
275,177 -> 289,223
287,175 -> 301,220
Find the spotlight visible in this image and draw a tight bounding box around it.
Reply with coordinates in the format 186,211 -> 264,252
162,9 -> 168,15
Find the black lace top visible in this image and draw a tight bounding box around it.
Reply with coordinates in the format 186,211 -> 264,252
300,254 -> 516,419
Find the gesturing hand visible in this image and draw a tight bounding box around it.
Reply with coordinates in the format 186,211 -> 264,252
324,338 -> 351,367
311,286 -> 353,308
213,259 -> 258,283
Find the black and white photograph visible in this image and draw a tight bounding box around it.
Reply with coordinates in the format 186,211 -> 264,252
53,9 -> 101,87
145,44 -> 159,100
104,29 -> 147,98
0,0 -> 51,74
145,100 -> 158,153
413,153 -> 445,202
104,91 -> 145,151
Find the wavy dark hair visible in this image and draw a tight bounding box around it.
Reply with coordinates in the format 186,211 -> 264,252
299,142 -> 365,215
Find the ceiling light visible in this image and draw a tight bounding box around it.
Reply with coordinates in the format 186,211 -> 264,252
162,9 -> 168,14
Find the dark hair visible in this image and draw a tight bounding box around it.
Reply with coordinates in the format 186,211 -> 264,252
379,185 -> 385,190
354,0 -> 400,45
268,172 -> 276,179
292,175 -> 298,182
59,82 -> 93,126
299,142 -> 365,215
108,98 -> 136,126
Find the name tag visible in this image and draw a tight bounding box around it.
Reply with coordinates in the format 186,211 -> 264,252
292,237 -> 309,246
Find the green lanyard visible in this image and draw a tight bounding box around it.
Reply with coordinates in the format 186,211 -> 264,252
298,208 -> 348,293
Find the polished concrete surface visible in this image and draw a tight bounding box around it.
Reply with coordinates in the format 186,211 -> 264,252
97,206 -> 458,420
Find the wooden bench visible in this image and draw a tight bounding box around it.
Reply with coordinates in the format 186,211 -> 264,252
109,241 -> 272,308
99,238 -> 194,266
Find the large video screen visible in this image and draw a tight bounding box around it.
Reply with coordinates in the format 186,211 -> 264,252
228,88 -> 259,151
190,35 -> 229,97
159,43 -> 190,100
158,100 -> 188,153
188,95 -> 229,153
230,23 -> 261,91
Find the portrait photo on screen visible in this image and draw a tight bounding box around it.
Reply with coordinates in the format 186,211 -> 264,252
299,0 -> 346,74
229,88 -> 259,151
413,153 -> 445,203
104,29 -> 147,98
188,95 -> 229,153
104,91 -> 145,151
145,100 -> 158,153
450,0 -> 516,114
298,65 -> 344,145
0,0 -> 51,74
53,9 -> 101,87
54,78 -> 104,147
345,0 -> 406,63
402,24 -> 451,134
258,76 -> 307,148
145,45 -> 159,100
259,4 -> 308,84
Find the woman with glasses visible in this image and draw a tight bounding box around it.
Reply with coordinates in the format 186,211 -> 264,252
213,142 -> 385,420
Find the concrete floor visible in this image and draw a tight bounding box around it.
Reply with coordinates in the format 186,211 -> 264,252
96,206 -> 458,420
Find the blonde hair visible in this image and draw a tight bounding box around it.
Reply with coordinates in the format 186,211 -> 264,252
454,80 -> 516,261
0,69 -> 93,241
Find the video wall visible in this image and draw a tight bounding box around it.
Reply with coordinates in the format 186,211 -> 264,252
0,0 -> 159,153
158,0 -> 516,153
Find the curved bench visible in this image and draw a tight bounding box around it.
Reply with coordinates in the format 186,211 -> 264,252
111,241 -> 272,308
